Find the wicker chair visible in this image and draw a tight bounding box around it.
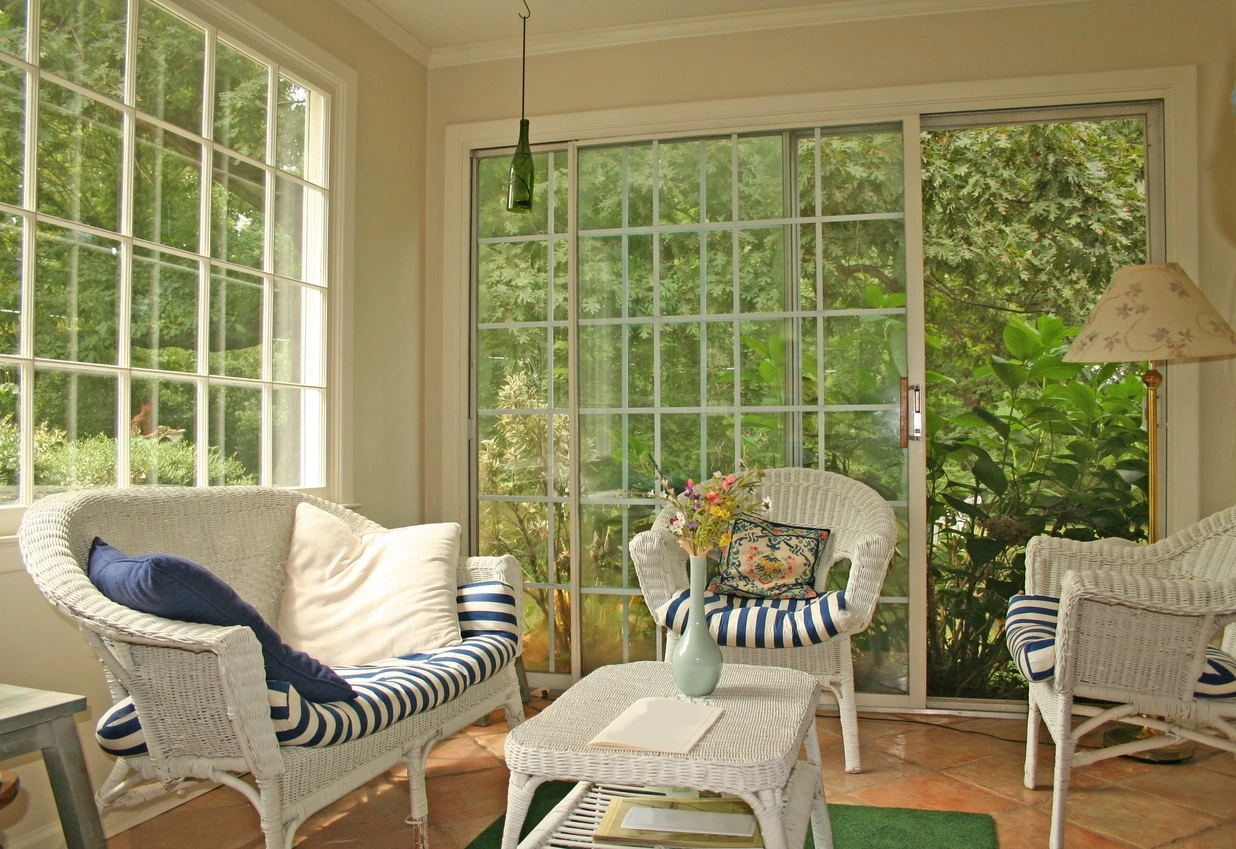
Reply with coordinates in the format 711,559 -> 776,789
1017,508 -> 1236,849
630,468 -> 897,774
18,487 -> 525,849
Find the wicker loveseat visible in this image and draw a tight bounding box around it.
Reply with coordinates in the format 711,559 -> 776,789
18,487 -> 525,849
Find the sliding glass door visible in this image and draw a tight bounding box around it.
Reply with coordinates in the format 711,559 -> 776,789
472,101 -> 1160,708
473,124 -> 911,695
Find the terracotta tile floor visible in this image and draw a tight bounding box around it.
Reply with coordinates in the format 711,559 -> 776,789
109,697 -> 1236,849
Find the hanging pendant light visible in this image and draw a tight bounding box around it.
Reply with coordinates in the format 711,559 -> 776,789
506,1 -> 534,213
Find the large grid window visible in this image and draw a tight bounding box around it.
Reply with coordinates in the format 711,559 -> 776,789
0,0 -> 329,507
475,127 -> 910,690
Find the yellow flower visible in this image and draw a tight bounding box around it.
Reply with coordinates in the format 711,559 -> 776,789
710,506 -> 730,519
719,533 -> 732,548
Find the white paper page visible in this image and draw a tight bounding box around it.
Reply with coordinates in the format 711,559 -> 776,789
621,807 -> 756,838
587,697 -> 724,754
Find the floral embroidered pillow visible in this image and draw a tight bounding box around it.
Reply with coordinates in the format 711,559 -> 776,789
709,516 -> 830,599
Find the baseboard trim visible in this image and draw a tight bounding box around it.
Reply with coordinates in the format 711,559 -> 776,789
3,821 -> 65,849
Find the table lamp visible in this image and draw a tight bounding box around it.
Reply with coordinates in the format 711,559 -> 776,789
1064,262 -> 1236,543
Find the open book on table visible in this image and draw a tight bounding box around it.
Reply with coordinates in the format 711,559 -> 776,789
587,697 -> 724,755
594,796 -> 761,849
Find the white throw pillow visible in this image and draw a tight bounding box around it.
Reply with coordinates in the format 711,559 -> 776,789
277,502 -> 463,666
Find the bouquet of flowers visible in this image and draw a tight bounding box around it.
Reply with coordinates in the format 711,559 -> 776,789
650,467 -> 765,557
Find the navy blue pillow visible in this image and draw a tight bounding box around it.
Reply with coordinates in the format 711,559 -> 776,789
87,538 -> 356,704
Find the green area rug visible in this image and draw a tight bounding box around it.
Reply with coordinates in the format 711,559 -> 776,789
467,781 -> 999,849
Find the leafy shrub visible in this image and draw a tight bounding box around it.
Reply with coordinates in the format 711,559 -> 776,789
926,316 -> 1146,698
0,417 -> 254,489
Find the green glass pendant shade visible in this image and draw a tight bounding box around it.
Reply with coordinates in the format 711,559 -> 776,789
507,118 -> 534,213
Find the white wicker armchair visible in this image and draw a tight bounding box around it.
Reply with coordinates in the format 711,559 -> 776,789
18,487 -> 525,849
1019,508 -> 1236,849
630,467 -> 897,774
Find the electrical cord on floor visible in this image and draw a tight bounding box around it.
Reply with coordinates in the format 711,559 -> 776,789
850,712 -> 1105,749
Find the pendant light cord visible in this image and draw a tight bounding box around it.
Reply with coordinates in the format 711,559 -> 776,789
519,0 -> 530,120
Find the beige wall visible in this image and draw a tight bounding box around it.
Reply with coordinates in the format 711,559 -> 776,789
0,1 -> 427,846
251,0 -> 430,531
423,0 -> 1236,527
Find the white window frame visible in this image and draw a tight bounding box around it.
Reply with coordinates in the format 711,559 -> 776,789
446,65 -> 1200,707
0,0 -> 356,538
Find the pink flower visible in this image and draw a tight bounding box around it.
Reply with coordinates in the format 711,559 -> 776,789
722,474 -> 736,489
706,490 -> 721,504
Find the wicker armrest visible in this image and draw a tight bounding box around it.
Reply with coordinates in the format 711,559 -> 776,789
1026,535 -> 1172,596
1053,570 -> 1236,698
82,617 -> 284,780
829,531 -> 896,630
630,529 -> 688,622
1060,570 -> 1236,617
461,554 -> 524,653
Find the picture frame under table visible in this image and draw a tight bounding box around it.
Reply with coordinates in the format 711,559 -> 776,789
502,662 -> 832,849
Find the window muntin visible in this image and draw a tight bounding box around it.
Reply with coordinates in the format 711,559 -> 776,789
474,126 -> 910,688
0,0 -> 331,505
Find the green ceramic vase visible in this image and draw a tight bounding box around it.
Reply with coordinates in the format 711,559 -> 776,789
671,554 -> 723,697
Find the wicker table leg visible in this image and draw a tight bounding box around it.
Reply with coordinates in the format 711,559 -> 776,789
743,788 -> 790,849
804,723 -> 833,849
502,771 -> 547,849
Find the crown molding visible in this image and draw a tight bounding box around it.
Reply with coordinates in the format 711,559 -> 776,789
428,0 -> 1096,68
334,0 -> 432,66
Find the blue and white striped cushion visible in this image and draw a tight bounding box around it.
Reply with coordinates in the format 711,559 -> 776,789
1005,594 -> 1236,698
1197,647 -> 1236,698
656,589 -> 850,648
96,581 -> 520,756
457,580 -> 521,641
1005,595 -> 1060,682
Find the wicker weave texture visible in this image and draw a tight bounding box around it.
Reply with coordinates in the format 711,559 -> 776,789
18,486 -> 524,849
1020,507 -> 1236,849
506,662 -> 817,793
503,662 -> 830,849
630,468 -> 896,773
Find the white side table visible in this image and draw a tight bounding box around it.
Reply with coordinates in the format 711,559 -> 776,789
502,662 -> 831,849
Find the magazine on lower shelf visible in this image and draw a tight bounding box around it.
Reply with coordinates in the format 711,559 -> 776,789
593,796 -> 762,849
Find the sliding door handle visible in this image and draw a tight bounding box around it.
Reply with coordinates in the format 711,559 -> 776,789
900,379 -> 923,448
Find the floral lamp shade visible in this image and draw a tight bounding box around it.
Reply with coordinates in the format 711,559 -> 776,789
1064,263 -> 1236,363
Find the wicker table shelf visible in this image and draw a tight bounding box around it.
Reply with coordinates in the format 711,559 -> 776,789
502,662 -> 832,849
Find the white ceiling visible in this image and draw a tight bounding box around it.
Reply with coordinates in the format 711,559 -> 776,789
335,0 -> 1092,66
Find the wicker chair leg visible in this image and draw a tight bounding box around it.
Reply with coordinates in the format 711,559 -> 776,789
829,679 -> 862,774
1048,734 -> 1075,849
1023,700 -> 1041,789
255,776 -> 295,849
504,689 -> 525,728
407,815 -> 430,849
404,737 -> 438,848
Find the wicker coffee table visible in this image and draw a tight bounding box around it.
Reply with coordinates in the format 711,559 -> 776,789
502,661 -> 832,849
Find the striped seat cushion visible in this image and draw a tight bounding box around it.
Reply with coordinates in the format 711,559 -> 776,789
97,581 -> 520,756
656,589 -> 850,648
1005,594 -> 1236,698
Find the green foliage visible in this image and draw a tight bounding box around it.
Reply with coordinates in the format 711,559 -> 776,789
921,120 -> 1147,417
0,414 -> 253,492
925,316 -> 1146,699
